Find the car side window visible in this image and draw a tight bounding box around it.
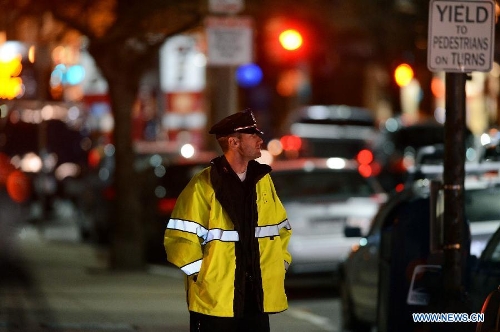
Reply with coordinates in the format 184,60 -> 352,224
272,170 -> 375,200
491,242 -> 500,263
368,189 -> 413,235
479,229 -> 500,271
466,187 -> 500,222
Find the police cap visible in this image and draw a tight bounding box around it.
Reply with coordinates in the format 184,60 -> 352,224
209,109 -> 264,137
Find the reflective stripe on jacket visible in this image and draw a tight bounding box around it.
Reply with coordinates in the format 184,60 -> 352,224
164,166 -> 292,317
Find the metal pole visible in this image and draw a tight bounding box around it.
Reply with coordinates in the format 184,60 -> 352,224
442,71 -> 468,314
443,72 -> 466,293
205,66 -> 239,151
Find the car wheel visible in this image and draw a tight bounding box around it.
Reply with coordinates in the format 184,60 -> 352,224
340,277 -> 371,332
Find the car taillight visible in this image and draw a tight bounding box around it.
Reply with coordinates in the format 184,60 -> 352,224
356,149 -> 373,165
357,149 -> 375,178
391,156 -> 412,173
280,135 -> 302,151
370,161 -> 381,176
157,198 -> 177,215
395,183 -> 405,192
88,149 -> 101,169
358,164 -> 372,178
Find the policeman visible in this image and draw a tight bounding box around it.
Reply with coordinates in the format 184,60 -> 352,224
164,109 -> 292,332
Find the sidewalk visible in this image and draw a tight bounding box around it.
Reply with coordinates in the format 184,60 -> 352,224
0,225 -> 335,332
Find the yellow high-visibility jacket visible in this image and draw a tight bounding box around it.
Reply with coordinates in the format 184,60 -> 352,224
164,161 -> 292,317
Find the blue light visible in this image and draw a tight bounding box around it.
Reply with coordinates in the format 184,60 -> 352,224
65,65 -> 85,85
50,67 -> 64,87
236,63 -> 263,88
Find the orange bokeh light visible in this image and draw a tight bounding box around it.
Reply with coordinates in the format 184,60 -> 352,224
431,76 -> 445,99
394,63 -> 414,87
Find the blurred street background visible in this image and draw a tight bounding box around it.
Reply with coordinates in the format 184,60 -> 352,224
2,1 -> 500,331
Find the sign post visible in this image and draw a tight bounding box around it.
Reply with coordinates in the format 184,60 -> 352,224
427,0 -> 495,325
205,1 -> 252,151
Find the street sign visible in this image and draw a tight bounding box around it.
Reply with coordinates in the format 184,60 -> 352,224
205,16 -> 253,66
159,34 -> 205,92
427,0 -> 495,73
209,0 -> 244,14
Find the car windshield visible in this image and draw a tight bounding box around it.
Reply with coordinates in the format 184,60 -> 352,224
271,169 -> 376,201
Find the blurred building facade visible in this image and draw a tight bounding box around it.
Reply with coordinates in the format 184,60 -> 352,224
1,0 -> 500,154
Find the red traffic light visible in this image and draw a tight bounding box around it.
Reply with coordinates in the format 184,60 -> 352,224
263,17 -> 311,64
279,29 -> 303,51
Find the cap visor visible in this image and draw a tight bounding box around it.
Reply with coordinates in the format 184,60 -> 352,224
237,127 -> 264,135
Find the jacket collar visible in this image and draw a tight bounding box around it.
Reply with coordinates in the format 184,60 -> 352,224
210,155 -> 271,184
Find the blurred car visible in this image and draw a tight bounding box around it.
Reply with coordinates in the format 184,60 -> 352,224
479,128 -> 500,161
140,156 -> 212,263
77,147 -> 214,263
275,105 -> 379,161
470,223 -> 500,314
1,113 -> 90,223
478,128 -> 500,162
269,157 -> 386,275
372,116 -> 476,192
339,161 -> 500,332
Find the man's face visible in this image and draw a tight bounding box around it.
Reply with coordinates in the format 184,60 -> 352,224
236,133 -> 263,161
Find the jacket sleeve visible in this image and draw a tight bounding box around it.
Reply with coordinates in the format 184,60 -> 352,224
164,173 -> 211,276
269,176 -> 293,271
279,219 -> 292,271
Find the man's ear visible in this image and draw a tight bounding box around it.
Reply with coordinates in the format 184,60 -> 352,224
229,136 -> 239,147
